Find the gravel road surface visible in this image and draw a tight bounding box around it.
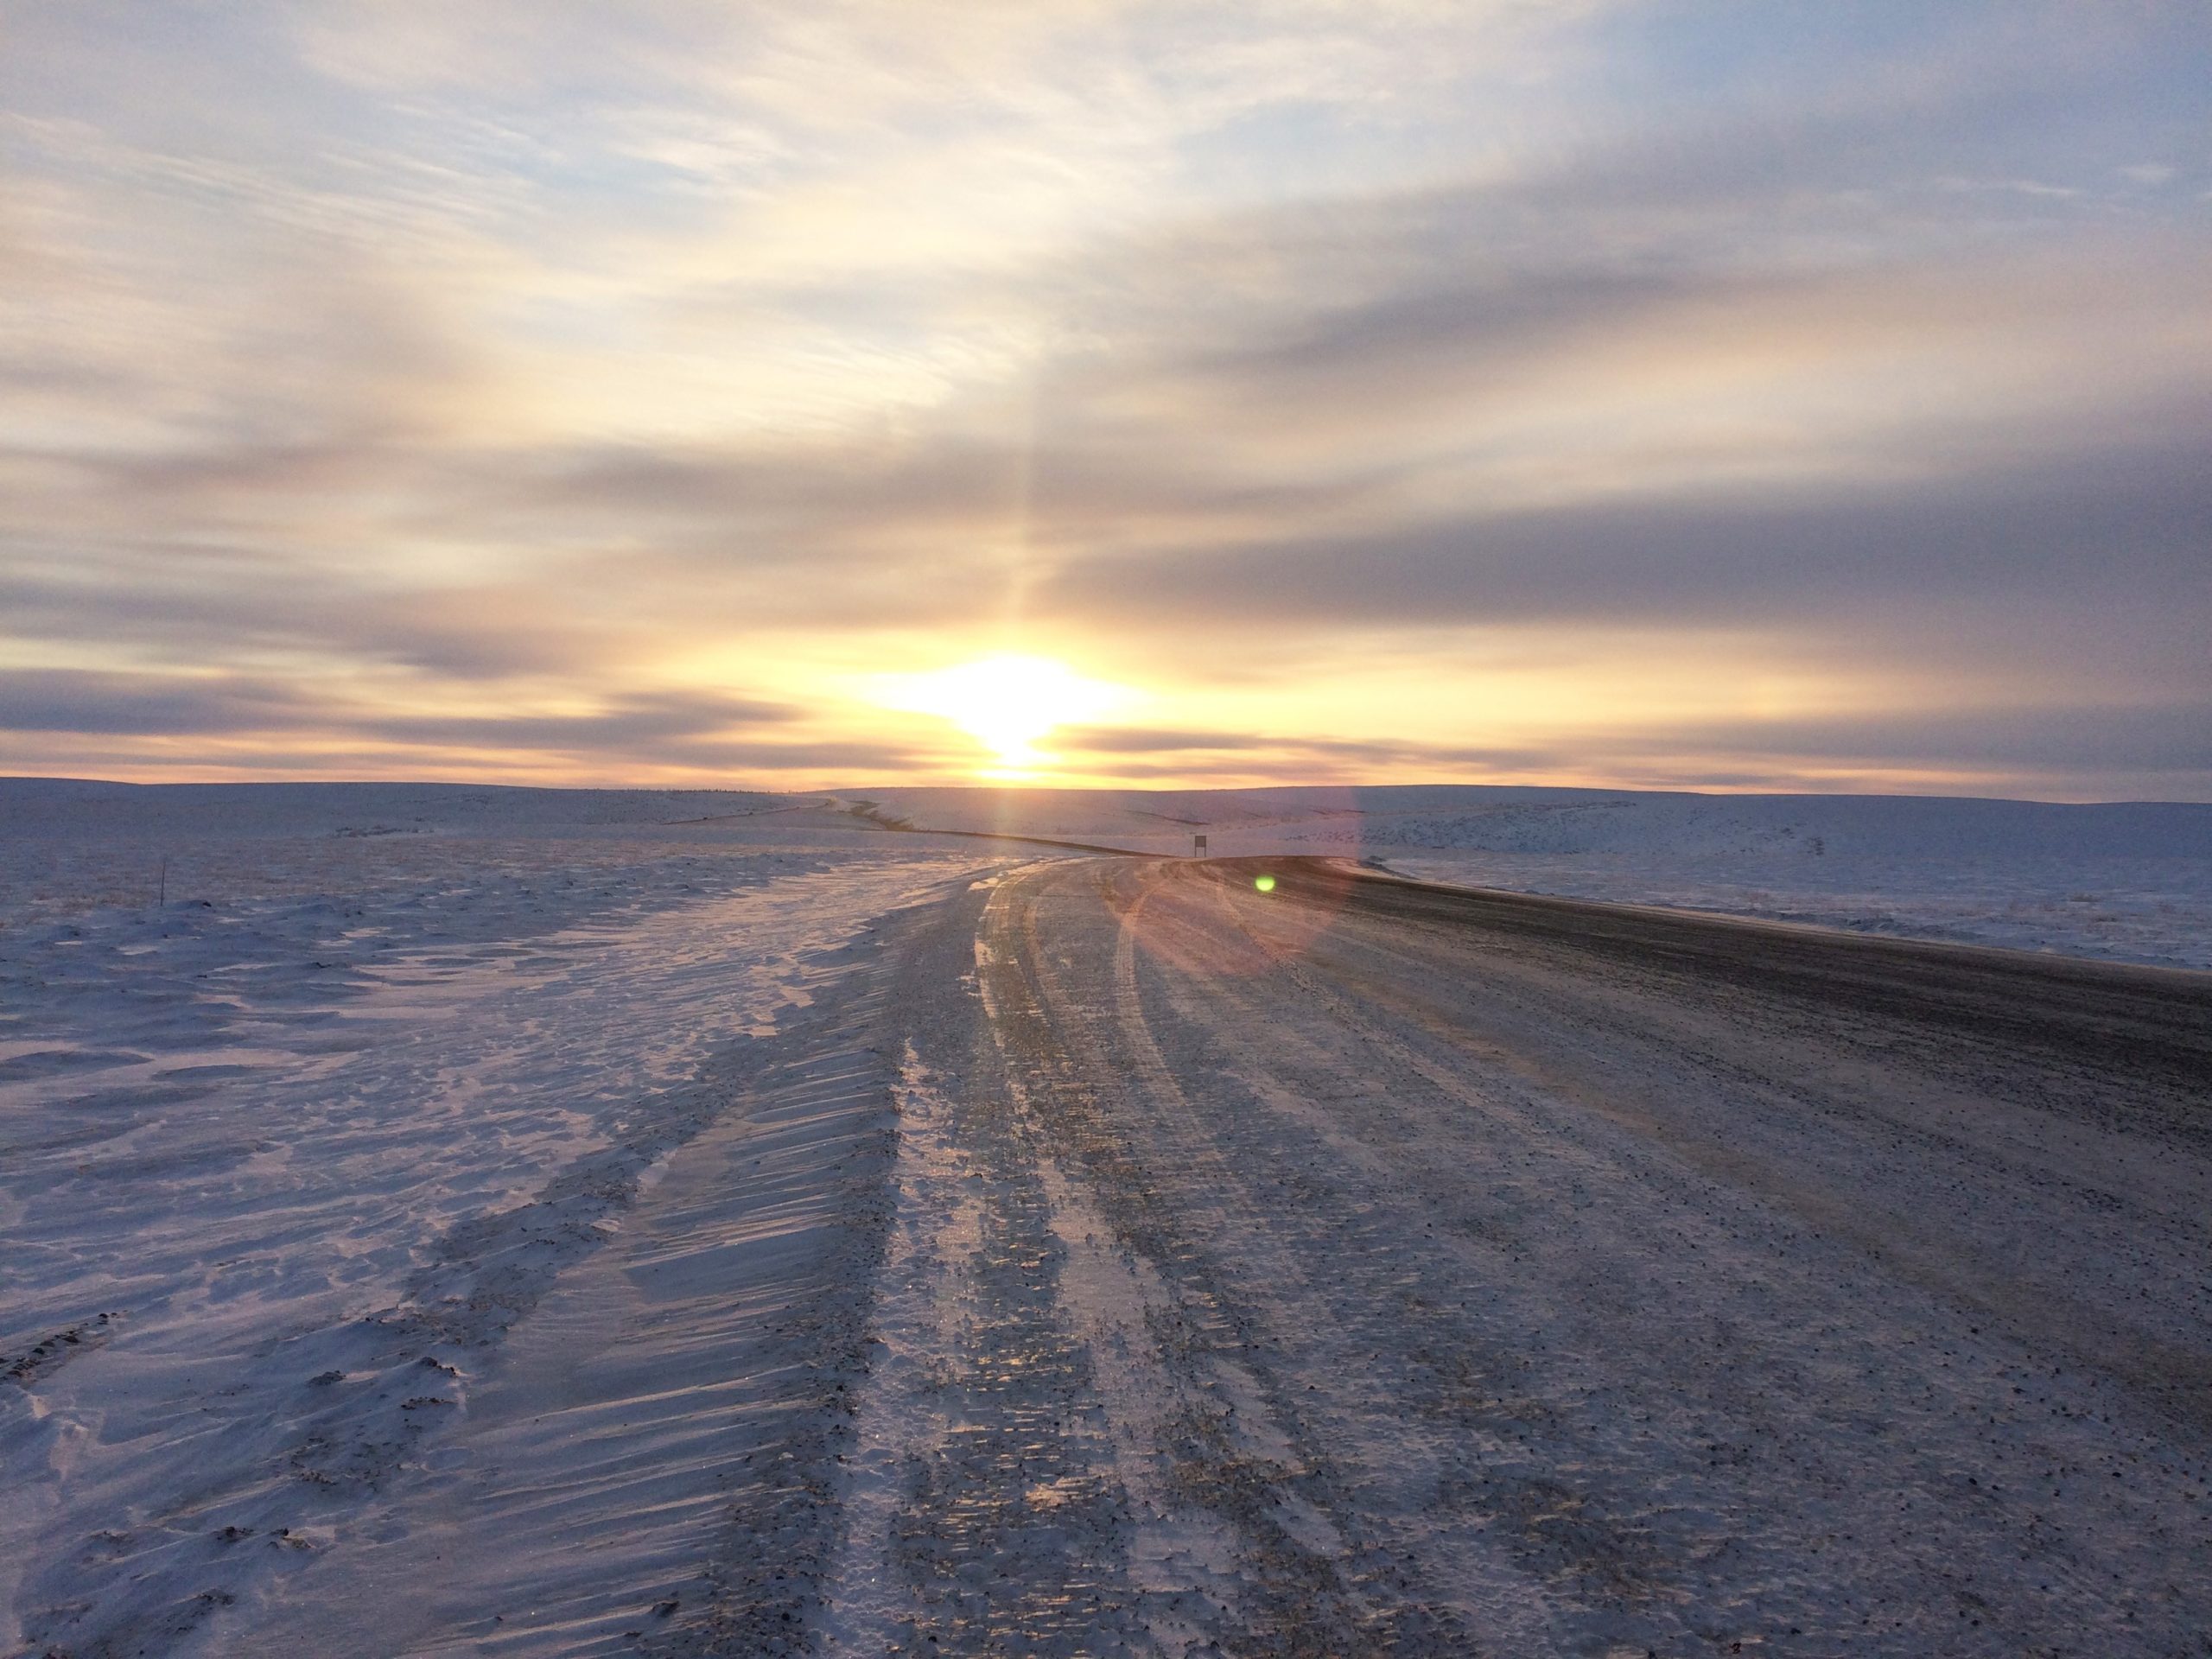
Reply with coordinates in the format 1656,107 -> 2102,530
786,854 -> 2212,1657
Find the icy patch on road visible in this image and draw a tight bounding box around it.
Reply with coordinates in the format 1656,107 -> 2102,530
813,1043 -> 986,1658
820,927 -> 1269,1657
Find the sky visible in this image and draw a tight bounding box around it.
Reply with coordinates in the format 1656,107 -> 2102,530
3,1 -> 2209,799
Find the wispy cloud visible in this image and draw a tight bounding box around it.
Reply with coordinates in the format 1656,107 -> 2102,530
2,2 -> 2207,794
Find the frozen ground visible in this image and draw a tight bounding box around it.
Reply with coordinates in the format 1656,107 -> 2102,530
3,780 -> 2209,1656
0,781 -> 1008,1655
845,784 -> 2212,969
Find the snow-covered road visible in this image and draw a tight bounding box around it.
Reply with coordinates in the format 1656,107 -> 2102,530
803,855 -> 2212,1656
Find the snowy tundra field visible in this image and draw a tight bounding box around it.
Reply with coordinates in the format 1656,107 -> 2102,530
846,783 -> 2212,969
0,779 -> 1014,1653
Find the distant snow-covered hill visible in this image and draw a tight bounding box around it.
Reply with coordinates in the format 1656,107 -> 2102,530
3,777 -> 2207,966
836,783 -> 2212,861
831,784 -> 2212,968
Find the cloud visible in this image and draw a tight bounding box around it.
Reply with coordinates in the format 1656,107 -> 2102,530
1058,726 -> 1271,755
0,671 -> 314,735
0,669 -> 842,776
359,690 -> 800,750
1052,706 -> 2212,800
1029,413 -> 2212,636
1652,704 -> 2212,778
2,3 -> 2208,794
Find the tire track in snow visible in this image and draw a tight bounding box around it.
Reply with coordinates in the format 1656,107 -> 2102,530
811,1040 -> 988,1656
817,875 -> 1162,1655
1067,857 -> 2212,1656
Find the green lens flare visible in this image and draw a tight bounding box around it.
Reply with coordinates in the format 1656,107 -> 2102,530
1255,874 -> 1276,893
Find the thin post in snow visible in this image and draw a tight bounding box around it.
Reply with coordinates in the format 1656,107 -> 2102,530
157,855 -> 168,909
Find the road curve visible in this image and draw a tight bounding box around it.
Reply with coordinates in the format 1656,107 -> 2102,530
808,854 -> 2212,1658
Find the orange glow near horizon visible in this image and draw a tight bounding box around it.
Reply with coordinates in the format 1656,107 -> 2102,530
0,629 -> 2144,802
872,655 -> 1134,774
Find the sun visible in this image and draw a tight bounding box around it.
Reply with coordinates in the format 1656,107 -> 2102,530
885,654 -> 1128,772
